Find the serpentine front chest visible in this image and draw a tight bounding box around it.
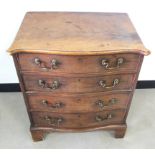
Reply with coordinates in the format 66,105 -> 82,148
8,12 -> 150,141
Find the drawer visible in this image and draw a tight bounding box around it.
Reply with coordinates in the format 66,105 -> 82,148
23,73 -> 135,93
27,92 -> 131,113
31,110 -> 126,128
18,53 -> 141,74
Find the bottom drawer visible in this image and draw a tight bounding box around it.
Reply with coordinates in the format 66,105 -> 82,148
31,110 -> 126,129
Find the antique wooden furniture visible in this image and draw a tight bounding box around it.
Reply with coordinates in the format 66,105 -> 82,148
8,12 -> 150,141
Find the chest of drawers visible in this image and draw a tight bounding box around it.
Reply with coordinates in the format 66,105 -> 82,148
8,12 -> 150,141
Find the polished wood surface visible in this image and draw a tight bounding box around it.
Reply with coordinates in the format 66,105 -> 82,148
27,92 -> 131,113
31,110 -> 126,128
8,12 -> 149,55
18,53 -> 141,74
9,12 -> 149,141
23,73 -> 135,93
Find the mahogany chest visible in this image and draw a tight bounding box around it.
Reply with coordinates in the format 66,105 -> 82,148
8,12 -> 150,141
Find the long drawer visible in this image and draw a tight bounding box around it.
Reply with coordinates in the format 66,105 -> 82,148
31,110 -> 126,129
22,73 -> 135,93
18,53 -> 140,74
27,92 -> 131,113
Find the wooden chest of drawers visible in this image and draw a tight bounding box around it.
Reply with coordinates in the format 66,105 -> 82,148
8,12 -> 150,141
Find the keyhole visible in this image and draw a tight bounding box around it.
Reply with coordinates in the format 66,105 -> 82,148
77,98 -> 81,102
77,114 -> 81,118
78,57 -> 83,62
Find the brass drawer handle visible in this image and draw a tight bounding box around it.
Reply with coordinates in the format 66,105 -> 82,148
42,100 -> 64,108
38,80 -> 60,90
44,116 -> 63,126
95,114 -> 113,122
34,58 -> 60,71
99,78 -> 119,89
101,57 -> 124,70
96,98 -> 118,109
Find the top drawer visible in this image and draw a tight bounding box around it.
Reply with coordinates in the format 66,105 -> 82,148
18,53 -> 141,74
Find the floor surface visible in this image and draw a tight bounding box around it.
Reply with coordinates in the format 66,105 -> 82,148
0,89 -> 155,149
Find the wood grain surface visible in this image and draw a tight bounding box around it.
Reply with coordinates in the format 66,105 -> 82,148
8,12 -> 150,55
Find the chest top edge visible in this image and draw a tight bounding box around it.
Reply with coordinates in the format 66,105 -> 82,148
8,49 -> 150,56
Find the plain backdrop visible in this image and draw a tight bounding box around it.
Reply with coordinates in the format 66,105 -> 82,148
0,0 -> 154,83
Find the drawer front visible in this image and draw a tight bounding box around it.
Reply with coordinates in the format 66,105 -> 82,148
27,92 -> 131,113
18,53 -> 140,74
31,110 -> 126,128
23,74 -> 135,93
